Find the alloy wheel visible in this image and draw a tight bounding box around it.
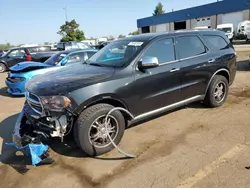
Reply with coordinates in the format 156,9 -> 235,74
88,115 -> 119,148
214,81 -> 226,103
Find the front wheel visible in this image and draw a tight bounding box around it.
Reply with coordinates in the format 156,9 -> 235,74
204,75 -> 229,108
73,103 -> 125,156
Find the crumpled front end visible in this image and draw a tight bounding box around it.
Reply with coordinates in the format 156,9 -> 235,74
13,92 -> 75,146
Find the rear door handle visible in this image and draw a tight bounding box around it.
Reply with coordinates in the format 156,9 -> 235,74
170,68 -> 180,72
208,59 -> 215,63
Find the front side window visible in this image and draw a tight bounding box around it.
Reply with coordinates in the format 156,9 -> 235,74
44,52 -> 68,66
176,36 -> 206,59
87,40 -> 144,67
142,38 -> 175,64
8,49 -> 26,58
204,35 -> 228,50
66,52 -> 83,64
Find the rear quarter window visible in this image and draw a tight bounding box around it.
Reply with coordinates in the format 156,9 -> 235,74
204,35 -> 229,50
175,35 -> 206,59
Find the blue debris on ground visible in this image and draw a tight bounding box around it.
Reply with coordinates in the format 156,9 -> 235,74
6,142 -> 52,166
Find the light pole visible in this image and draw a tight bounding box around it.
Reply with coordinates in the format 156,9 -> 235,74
63,6 -> 68,21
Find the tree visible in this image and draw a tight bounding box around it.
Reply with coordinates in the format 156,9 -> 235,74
57,19 -> 85,42
118,34 -> 126,38
153,2 -> 165,16
0,43 -> 15,50
128,31 -> 139,35
44,42 -> 50,45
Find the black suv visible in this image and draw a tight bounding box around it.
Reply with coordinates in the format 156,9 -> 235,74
14,30 -> 237,156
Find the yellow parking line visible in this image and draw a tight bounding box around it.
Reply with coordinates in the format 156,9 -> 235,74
176,143 -> 247,188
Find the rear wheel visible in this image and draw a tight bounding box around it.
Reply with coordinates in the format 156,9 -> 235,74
0,63 -> 6,73
73,103 -> 125,156
204,75 -> 229,108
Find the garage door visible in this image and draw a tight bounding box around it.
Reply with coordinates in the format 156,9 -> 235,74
222,11 -> 243,31
155,24 -> 167,32
196,17 -> 211,28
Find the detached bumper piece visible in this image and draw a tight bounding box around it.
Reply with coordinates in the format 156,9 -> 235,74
11,109 -> 55,166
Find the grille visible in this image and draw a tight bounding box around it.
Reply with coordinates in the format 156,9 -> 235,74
26,91 -> 43,115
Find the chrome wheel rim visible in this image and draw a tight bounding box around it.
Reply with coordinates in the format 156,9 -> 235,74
88,115 -> 119,148
214,81 -> 226,103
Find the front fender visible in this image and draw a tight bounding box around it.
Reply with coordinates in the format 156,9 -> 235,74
73,94 -> 128,115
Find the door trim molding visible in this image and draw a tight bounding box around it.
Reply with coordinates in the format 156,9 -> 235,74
134,95 -> 204,120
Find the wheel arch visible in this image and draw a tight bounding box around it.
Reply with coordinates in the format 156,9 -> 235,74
75,96 -> 132,124
0,61 -> 7,67
205,68 -> 230,95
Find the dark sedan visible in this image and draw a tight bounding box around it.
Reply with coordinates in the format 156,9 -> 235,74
0,46 -> 54,73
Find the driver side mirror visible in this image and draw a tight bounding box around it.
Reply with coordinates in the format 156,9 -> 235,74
138,56 -> 159,70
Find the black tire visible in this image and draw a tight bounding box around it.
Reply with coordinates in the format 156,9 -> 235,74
0,63 -> 6,73
73,103 -> 125,156
204,75 -> 229,108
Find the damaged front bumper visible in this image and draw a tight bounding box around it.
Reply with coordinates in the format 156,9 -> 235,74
13,103 -> 74,146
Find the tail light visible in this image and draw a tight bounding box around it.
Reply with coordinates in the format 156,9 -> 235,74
26,54 -> 32,61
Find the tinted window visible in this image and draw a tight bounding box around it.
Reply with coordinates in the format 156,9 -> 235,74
204,35 -> 228,50
8,49 -> 26,58
37,46 -> 51,52
44,52 -> 69,66
142,38 -> 175,64
176,36 -> 206,59
28,47 -> 38,53
87,40 -> 144,67
66,52 -> 83,64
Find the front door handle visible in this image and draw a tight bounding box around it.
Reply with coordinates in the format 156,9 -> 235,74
208,59 -> 215,63
170,68 -> 180,72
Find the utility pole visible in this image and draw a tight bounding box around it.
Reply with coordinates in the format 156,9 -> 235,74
63,6 -> 68,21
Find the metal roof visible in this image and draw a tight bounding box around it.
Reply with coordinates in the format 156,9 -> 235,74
137,0 -> 250,28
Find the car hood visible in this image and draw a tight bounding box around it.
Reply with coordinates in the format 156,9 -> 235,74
10,61 -> 51,73
26,64 -> 115,95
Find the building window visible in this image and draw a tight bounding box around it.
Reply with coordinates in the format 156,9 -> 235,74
207,18 -> 211,20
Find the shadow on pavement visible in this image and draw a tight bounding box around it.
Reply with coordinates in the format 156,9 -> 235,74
0,87 -> 10,97
237,60 -> 250,71
0,87 -> 24,98
0,113 -> 30,174
233,40 -> 250,45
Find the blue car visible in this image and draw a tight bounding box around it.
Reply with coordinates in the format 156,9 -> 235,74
5,49 -> 98,96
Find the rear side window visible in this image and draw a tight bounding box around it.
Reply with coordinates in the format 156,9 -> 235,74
142,38 -> 175,64
204,35 -> 228,50
28,47 -> 38,53
37,46 -> 51,52
176,36 -> 206,59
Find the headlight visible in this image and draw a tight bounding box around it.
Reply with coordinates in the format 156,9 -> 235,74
40,96 -> 71,111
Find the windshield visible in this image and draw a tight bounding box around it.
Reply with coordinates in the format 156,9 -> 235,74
217,27 -> 232,33
44,52 -> 68,66
86,40 -> 144,67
